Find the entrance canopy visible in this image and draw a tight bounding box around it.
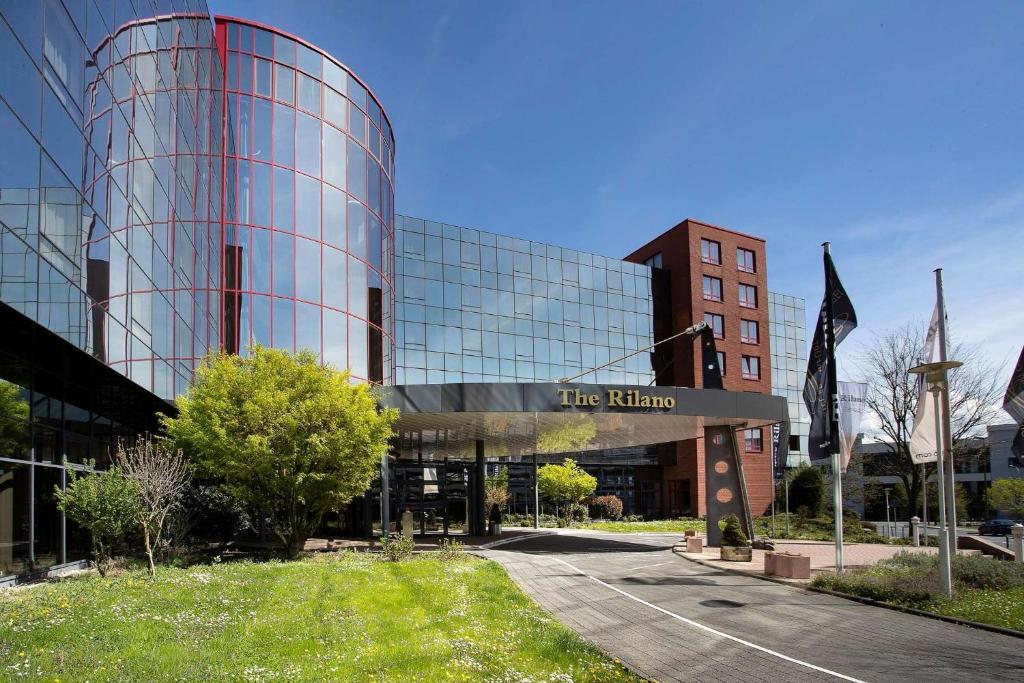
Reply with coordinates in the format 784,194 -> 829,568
378,382 -> 788,459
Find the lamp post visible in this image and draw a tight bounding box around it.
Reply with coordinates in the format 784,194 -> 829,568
909,359 -> 962,599
884,487 -> 891,535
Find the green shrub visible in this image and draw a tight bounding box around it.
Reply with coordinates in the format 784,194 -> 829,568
720,514 -> 748,547
951,554 -> 1024,590
437,537 -> 465,562
502,513 -> 559,527
788,466 -> 826,517
622,514 -> 644,523
380,534 -> 414,562
55,466 -> 142,577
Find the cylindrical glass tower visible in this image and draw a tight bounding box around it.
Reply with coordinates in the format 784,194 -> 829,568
217,18 -> 395,384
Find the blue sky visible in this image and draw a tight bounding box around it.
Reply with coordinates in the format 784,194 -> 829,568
213,0 -> 1024,389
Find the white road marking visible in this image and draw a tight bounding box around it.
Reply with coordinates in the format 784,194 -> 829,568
624,561 -> 670,572
550,556 -> 866,683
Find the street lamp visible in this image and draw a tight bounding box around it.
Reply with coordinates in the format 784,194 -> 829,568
909,359 -> 962,599
884,486 -> 891,534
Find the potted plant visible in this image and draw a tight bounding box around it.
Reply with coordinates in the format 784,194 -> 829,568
719,514 -> 752,562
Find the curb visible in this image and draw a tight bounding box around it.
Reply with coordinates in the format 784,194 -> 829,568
672,547 -> 1024,641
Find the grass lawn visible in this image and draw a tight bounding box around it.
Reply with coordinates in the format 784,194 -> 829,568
583,518 -> 706,533
1,553 -> 640,682
811,552 -> 1024,632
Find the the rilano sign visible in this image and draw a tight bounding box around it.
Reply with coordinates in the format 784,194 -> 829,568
557,387 -> 675,410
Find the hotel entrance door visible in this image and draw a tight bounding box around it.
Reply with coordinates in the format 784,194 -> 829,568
389,460 -> 474,536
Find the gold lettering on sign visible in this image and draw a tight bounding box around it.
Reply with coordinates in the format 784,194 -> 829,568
556,388 -> 676,410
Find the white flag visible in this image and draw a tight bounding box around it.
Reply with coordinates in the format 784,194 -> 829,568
909,305 -> 942,464
838,381 -> 868,473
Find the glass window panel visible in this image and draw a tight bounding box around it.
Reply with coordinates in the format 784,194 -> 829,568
349,101 -> 366,143
295,174 -> 320,238
272,231 -> 294,296
274,64 -> 294,103
252,162 -> 271,226
297,302 -> 321,357
347,138 -> 366,200
324,87 -> 346,130
347,74 -> 366,110
297,44 -> 323,78
239,53 -> 253,92
322,123 -> 346,187
272,297 -> 294,351
322,185 -> 345,247
255,29 -> 274,58
296,239 -> 320,302
253,97 -> 272,160
255,58 -> 272,96
252,228 -> 271,293
322,246 -> 346,309
274,35 -> 296,65
349,317 -> 368,378
273,103 -> 294,167
347,200 -> 366,258
273,167 -> 294,231
297,73 -> 321,114
368,216 -> 382,270
296,112 -> 320,175
323,59 -> 345,94
348,255 -> 367,318
252,294 -> 271,346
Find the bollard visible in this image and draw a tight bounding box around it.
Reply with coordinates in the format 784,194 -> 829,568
910,516 -> 920,547
401,510 -> 414,540
1013,524 -> 1024,563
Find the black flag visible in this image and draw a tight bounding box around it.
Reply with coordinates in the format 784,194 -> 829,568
803,252 -> 858,464
1003,346 -> 1024,461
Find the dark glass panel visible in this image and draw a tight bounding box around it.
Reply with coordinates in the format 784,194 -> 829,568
0,461 -> 32,577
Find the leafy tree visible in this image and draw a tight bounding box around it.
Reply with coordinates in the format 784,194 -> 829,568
162,347 -> 397,557
484,466 -> 509,513
859,324 -> 1001,521
115,436 -> 192,577
537,458 -> 597,525
55,467 -> 141,577
989,478 -> 1024,518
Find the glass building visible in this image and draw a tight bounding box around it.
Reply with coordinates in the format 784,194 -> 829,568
218,18 -> 395,384
395,215 -> 655,386
768,291 -> 809,467
1,1 -> 227,581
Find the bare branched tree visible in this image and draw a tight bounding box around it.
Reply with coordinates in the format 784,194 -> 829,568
858,323 -> 1002,520
114,435 -> 192,577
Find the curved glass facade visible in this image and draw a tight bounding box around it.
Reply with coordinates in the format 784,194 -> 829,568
219,18 -> 395,384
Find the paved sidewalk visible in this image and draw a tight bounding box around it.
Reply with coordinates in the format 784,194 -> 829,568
481,531 -> 1024,682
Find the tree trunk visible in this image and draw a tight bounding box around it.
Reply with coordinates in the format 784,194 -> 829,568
143,525 -> 156,578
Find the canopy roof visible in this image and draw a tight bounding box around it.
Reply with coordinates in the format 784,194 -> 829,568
377,382 -> 788,459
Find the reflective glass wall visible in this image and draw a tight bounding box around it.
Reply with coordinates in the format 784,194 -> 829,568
0,1 -> 222,580
395,216 -> 656,385
768,291 -> 809,467
219,18 -> 395,384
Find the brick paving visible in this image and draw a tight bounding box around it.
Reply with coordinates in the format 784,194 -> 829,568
481,531 -> 1024,682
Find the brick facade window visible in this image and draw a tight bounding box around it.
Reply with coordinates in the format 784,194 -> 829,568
704,274 -> 720,301
744,427 -> 763,452
740,319 -> 759,344
703,275 -> 722,302
701,239 -> 721,265
644,252 -> 662,268
717,351 -> 726,375
704,312 -> 724,339
739,283 -> 757,308
737,247 -> 756,273
741,355 -> 760,380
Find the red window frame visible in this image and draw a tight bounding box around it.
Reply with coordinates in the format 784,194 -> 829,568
737,247 -> 756,273
740,319 -> 758,344
704,312 -> 724,339
701,239 -> 721,265
741,355 -> 760,380
739,284 -> 757,308
744,428 -> 763,453
703,275 -> 722,302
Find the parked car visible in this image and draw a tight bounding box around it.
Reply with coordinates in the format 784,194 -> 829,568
978,519 -> 1018,536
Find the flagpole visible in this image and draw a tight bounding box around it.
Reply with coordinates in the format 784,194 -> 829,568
935,269 -> 958,558
823,242 -> 844,572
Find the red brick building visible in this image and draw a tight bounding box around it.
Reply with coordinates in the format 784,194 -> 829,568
626,219 -> 773,517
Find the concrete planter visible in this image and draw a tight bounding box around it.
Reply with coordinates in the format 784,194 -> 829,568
765,551 -> 810,578
685,536 -> 703,553
720,545 -> 752,562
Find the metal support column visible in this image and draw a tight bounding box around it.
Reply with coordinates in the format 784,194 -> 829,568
533,452 -> 540,529
474,440 -> 486,537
